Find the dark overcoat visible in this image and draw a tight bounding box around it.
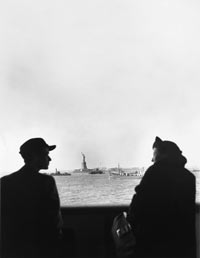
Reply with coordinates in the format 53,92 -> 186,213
1,166 -> 63,258
128,158 -> 196,258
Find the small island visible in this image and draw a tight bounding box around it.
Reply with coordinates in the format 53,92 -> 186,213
73,153 -> 104,174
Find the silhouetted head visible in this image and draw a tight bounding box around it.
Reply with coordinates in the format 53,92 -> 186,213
152,136 -> 186,165
19,138 -> 56,170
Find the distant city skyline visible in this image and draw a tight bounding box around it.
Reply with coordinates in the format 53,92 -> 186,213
1,0 -> 200,176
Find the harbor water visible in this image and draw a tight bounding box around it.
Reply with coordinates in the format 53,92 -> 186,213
54,171 -> 200,206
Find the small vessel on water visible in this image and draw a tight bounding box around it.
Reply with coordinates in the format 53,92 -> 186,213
88,168 -> 104,174
50,168 -> 71,176
73,168 -> 104,174
109,164 -> 143,178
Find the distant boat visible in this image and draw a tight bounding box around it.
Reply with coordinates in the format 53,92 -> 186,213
73,168 -> 104,174
51,169 -> 71,176
54,172 -> 71,176
109,164 -> 143,178
88,168 -> 104,174
192,169 -> 200,172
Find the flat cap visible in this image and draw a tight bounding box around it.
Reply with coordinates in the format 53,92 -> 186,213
20,138 -> 56,155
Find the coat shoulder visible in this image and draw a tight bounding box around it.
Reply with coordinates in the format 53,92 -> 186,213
1,171 -> 20,183
37,173 -> 56,189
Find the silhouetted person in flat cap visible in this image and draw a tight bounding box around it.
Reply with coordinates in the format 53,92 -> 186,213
1,138 -> 63,258
128,137 -> 196,258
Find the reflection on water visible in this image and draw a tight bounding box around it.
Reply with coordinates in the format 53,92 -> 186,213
54,172 -> 200,206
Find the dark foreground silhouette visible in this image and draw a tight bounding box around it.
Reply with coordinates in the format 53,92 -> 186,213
127,137 -> 196,258
1,138 -> 63,258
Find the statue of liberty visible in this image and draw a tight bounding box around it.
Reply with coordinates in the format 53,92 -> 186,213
81,152 -> 87,171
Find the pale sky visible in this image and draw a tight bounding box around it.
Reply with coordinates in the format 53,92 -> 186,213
1,0 -> 200,176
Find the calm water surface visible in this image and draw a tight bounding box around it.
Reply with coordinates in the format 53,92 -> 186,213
54,171 -> 200,206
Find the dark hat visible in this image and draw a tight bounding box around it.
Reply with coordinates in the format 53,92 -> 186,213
20,138 -> 56,155
153,136 -> 182,155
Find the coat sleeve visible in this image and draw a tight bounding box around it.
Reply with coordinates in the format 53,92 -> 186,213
127,166 -> 157,229
43,176 -> 63,240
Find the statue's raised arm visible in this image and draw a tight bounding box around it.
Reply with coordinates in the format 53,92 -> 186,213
81,152 -> 85,161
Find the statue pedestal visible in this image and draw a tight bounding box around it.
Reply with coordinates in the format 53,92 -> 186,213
81,161 -> 87,171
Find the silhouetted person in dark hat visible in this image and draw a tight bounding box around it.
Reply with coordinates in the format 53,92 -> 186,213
127,137 -> 196,258
1,138 -> 63,258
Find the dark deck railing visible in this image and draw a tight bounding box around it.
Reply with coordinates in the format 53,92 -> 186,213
60,203 -> 200,258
